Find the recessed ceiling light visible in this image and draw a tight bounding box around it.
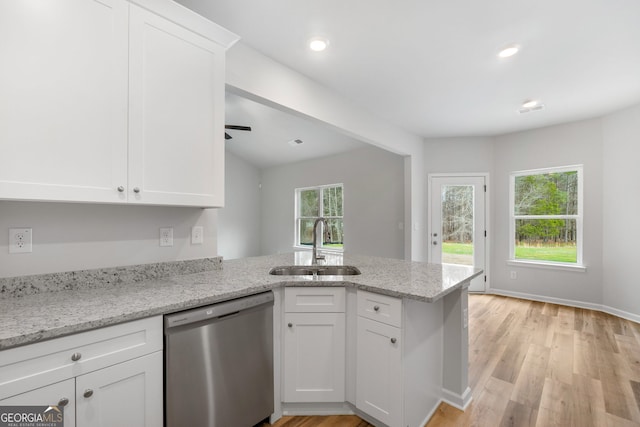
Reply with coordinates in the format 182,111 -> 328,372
518,100 -> 545,114
497,44 -> 520,58
309,37 -> 329,52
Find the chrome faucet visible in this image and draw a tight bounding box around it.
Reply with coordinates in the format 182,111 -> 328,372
312,217 -> 328,265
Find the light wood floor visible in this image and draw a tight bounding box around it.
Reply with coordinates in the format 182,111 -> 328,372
270,294 -> 640,427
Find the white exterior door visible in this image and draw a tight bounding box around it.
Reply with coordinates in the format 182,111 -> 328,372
429,175 -> 487,292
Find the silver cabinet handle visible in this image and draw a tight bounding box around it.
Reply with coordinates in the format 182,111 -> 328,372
432,241 -> 438,245
133,187 -> 140,193
373,305 -> 380,312
71,352 -> 82,362
391,338 -> 397,344
117,186 -> 125,193
58,397 -> 69,407
288,323 -> 293,328
83,389 -> 93,398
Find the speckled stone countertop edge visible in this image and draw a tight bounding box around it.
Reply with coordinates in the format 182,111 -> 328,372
0,253 -> 482,351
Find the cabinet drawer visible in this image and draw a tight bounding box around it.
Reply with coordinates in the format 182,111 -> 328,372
357,290 -> 402,327
285,287 -> 346,313
0,316 -> 162,400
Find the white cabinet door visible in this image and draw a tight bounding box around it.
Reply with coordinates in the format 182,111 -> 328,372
283,312 -> 346,402
0,379 -> 76,426
356,317 -> 402,427
0,0 -> 129,203
76,351 -> 163,427
128,5 -> 225,207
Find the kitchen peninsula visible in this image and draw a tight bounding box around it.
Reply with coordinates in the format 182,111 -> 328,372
0,253 -> 481,427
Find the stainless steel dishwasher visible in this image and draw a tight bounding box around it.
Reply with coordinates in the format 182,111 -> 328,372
164,291 -> 274,427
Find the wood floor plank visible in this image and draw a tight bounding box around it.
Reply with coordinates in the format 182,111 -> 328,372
536,377 -> 573,427
547,331 -> 574,385
469,376 -> 515,427
574,330 -> 600,380
571,373 -> 607,427
510,343 -> 550,408
492,338 -> 529,384
499,400 -> 537,427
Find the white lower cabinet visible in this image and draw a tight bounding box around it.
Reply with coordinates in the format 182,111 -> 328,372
75,352 -> 163,427
0,316 -> 163,427
0,379 -> 77,426
283,288 -> 346,403
356,317 -> 402,426
280,288 -> 443,427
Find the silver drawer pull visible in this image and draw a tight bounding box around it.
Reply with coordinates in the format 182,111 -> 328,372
133,187 -> 140,193
391,338 -> 397,344
288,323 -> 293,328
71,352 -> 82,362
373,305 -> 380,312
58,397 -> 69,407
83,389 -> 93,398
117,186 -> 125,193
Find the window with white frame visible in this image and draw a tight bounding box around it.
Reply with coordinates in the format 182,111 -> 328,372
295,184 -> 343,250
510,165 -> 583,266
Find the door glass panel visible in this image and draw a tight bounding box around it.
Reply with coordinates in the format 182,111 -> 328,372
441,185 -> 474,266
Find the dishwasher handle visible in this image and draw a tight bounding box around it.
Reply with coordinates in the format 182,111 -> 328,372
165,291 -> 274,329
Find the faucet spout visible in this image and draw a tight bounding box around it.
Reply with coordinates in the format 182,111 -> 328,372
312,217 -> 328,265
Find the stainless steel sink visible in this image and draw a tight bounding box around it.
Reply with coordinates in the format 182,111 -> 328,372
269,265 -> 361,276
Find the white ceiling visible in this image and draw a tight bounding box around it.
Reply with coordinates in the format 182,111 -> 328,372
225,92 -> 367,168
178,0 -> 640,138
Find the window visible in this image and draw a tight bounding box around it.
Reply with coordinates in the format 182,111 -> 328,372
509,165 -> 583,267
295,184 -> 344,251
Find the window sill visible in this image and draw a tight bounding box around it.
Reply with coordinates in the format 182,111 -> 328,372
507,259 -> 587,273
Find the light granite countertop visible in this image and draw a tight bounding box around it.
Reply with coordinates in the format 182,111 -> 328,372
0,252 -> 482,350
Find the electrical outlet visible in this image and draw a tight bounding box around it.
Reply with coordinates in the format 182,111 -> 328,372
9,228 -> 32,253
159,227 -> 173,247
510,271 -> 517,280
191,226 -> 203,245
463,308 -> 469,329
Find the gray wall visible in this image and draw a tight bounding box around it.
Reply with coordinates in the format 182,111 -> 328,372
260,146 -> 405,259
601,104 -> 640,317
424,104 -> 640,320
492,118 -> 604,306
217,149 -> 262,260
0,201 -> 217,277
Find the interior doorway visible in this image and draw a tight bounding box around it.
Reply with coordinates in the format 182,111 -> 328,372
429,174 -> 488,292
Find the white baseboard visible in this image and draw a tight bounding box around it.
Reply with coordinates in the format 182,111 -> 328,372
441,386 -> 472,411
489,289 -> 640,324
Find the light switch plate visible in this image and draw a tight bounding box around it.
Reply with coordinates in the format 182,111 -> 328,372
9,228 -> 32,253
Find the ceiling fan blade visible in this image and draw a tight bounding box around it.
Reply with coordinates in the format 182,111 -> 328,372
225,132 -> 232,140
225,125 -> 252,131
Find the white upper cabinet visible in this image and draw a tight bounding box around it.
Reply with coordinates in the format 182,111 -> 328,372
0,0 -> 129,203
128,5 -> 225,206
0,0 -> 237,207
